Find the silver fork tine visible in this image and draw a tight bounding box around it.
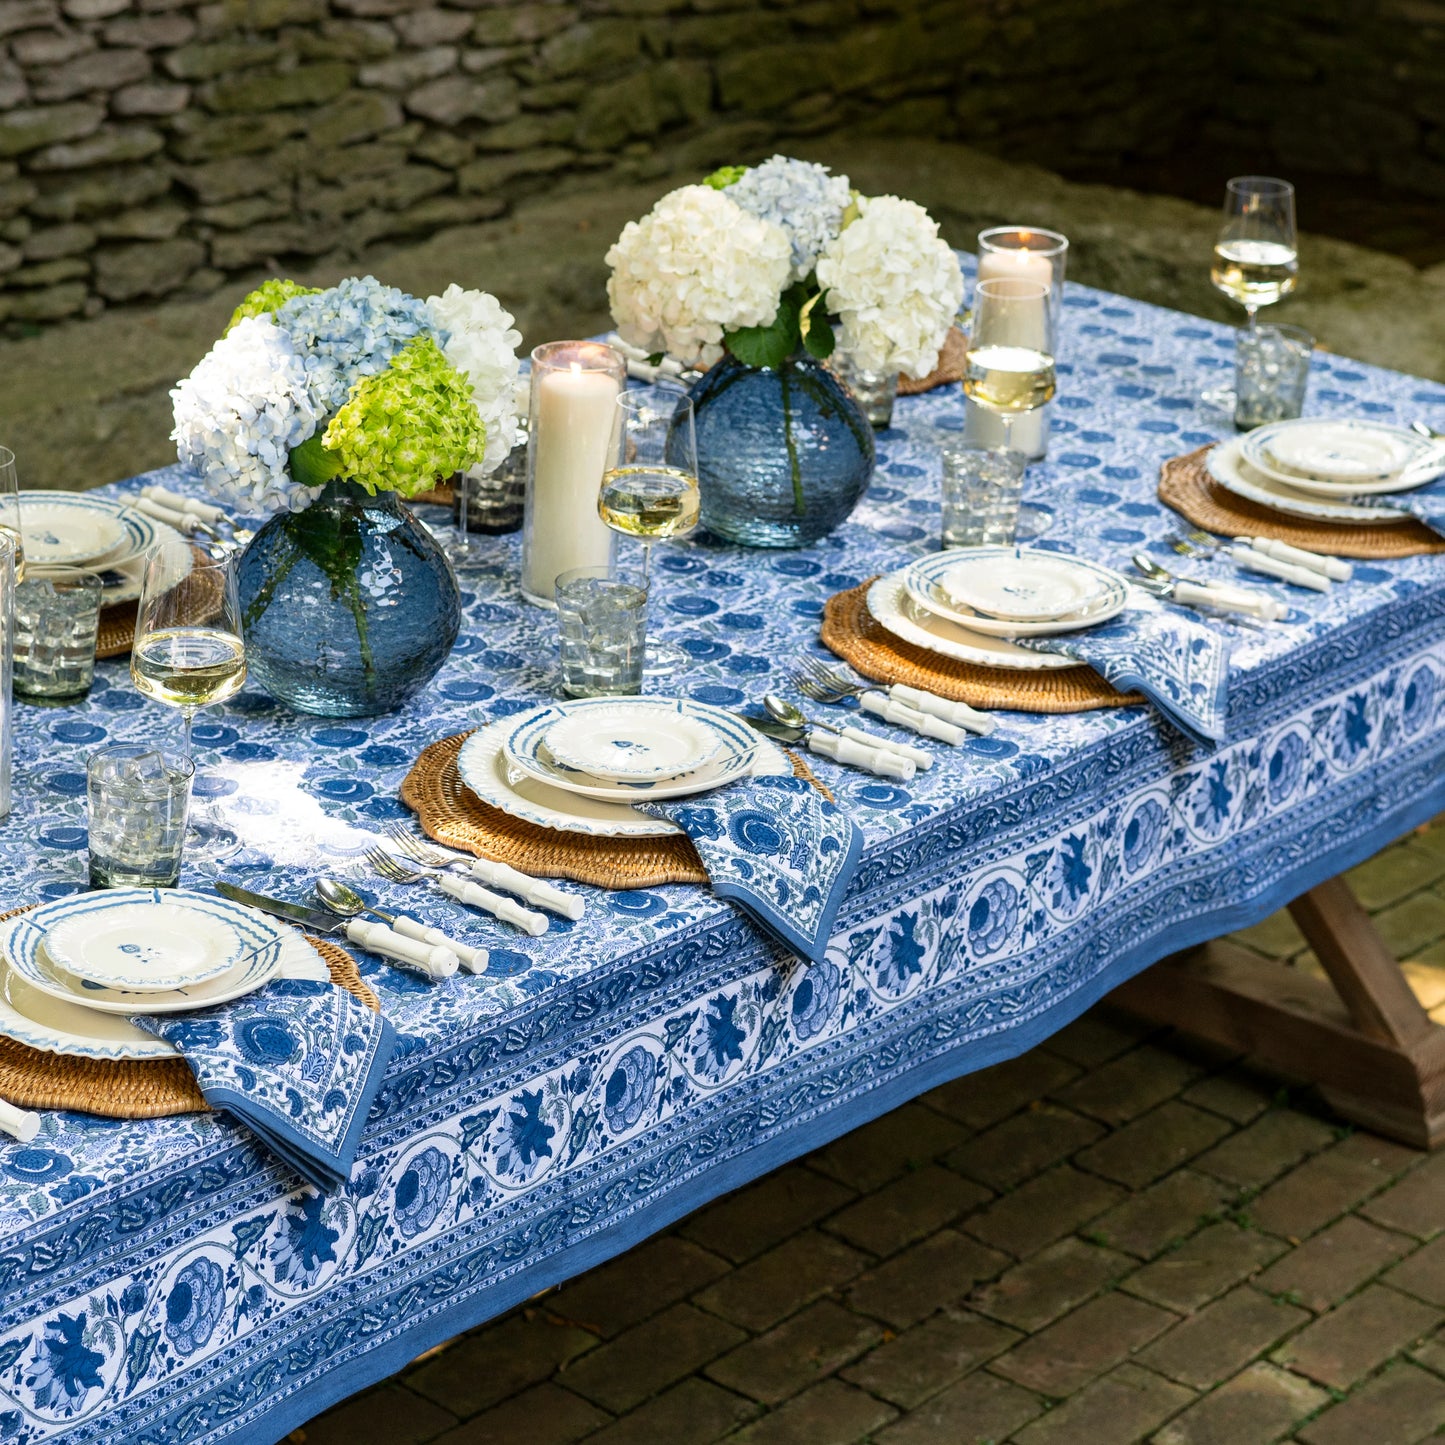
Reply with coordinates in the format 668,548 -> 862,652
804,656 -> 861,695
793,676 -> 835,705
794,658 -> 846,697
385,824 -> 449,868
365,846 -> 421,884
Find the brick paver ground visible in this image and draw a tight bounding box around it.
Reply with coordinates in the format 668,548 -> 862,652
289,820 -> 1445,1445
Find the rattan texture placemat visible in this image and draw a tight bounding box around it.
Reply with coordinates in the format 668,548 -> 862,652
820,580 -> 1143,714
1159,446 -> 1445,559
0,906 -> 378,1119
897,326 -> 966,395
93,545 -> 224,661
401,731 -> 832,891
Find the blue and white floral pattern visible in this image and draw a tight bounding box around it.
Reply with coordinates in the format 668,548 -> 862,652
0,258 -> 1442,1445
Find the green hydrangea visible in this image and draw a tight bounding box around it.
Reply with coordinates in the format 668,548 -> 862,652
703,165 -> 747,190
320,336 -> 486,498
225,278 -> 323,335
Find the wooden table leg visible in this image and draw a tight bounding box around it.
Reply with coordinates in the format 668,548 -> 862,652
1111,876 -> 1445,1149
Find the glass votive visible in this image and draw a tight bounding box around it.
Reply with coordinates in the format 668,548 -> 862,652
976,226 -> 1069,329
1234,323 -> 1313,431
87,744 -> 195,889
832,353 -> 900,428
940,444 -> 1026,547
554,564 -> 647,698
14,568 -> 102,701
455,437 -> 527,538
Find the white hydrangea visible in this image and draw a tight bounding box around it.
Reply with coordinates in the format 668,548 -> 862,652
816,195 -> 965,379
606,184 -> 792,367
426,283 -> 523,475
170,315 -> 323,513
728,156 -> 852,283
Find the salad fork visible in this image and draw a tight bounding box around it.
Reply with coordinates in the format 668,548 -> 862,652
365,847 -> 549,937
793,656 -> 994,737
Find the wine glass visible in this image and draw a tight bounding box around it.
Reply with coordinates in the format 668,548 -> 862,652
0,447 -> 25,582
598,387 -> 700,677
963,277 -> 1057,455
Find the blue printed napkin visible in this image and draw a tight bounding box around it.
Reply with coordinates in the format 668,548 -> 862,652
1355,463 -> 1445,534
638,775 -> 864,963
1016,605 -> 1231,743
134,979 -> 396,1192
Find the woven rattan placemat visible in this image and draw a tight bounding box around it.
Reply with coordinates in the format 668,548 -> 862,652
93,545 -> 224,661
401,730 -> 832,891
1160,446 -> 1445,559
820,581 -> 1143,713
0,906 -> 378,1119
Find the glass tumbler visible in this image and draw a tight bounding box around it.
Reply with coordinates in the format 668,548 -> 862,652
87,744 -> 195,888
554,564 -> 647,698
832,353 -> 900,429
1234,323 -> 1314,431
14,568 -> 102,700
940,444 -> 1027,547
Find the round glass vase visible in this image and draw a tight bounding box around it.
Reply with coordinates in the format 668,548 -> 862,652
236,479 -> 461,717
688,352 -> 876,548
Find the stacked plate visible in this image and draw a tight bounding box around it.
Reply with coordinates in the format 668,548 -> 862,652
0,889 -> 293,1062
868,547 -> 1129,671
20,490 -> 186,605
1207,419 -> 1445,526
457,696 -> 793,839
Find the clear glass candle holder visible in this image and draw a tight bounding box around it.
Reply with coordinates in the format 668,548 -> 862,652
554,564 -> 647,698
976,226 -> 1069,329
14,567 -> 102,701
940,443 -> 1026,547
87,744 -> 195,888
1234,323 -> 1313,431
831,353 -> 900,429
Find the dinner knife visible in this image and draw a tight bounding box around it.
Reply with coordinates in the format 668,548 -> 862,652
216,884 -> 458,980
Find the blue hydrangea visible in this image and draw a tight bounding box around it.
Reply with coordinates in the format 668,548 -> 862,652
727,156 -> 851,282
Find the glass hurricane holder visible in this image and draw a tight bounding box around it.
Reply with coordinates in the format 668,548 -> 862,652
0,535 -> 13,819
522,341 -> 626,608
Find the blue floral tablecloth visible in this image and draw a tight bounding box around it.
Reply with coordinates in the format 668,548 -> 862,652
2,261 -> 1444,1444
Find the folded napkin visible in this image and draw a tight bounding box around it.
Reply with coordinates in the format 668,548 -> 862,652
638,775 -> 863,964
1355,464 -> 1445,534
1015,604 -> 1231,743
133,975 -> 395,1193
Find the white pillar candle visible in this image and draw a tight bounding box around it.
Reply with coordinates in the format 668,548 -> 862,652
976,245 -> 1055,291
963,398 -> 1049,460
521,344 -> 625,608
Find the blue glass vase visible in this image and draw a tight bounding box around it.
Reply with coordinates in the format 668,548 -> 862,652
688,352 -> 875,547
236,479 -> 460,717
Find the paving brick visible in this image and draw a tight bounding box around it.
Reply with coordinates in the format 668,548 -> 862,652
544,1235 -> 730,1338
840,1308 -> 1020,1409
1410,1324 -> 1445,1376
1152,1362 -> 1328,1445
1348,842 -> 1445,907
693,1231 -> 870,1333
679,1165 -> 854,1264
990,1290 -> 1176,1397
946,1104 -> 1104,1190
924,1050 -> 1080,1130
561,1303 -> 745,1413
1040,1009 -> 1154,1068
298,1383 -> 456,1445
1297,1358 -> 1445,1445
1250,1133 -> 1417,1240
847,1228 -> 1010,1330
1050,1044 -> 1203,1126
1228,909 -> 1307,959
407,1312 -> 599,1417
1011,1362 -> 1194,1445
874,1368 -> 1044,1444
824,1164 -> 990,1258
705,1300 -> 883,1405
1255,1214 -> 1414,1311
1179,1068 -> 1274,1125
1089,1170 -> 1232,1259
430,1383 -> 609,1445
1386,1235 -> 1445,1307
971,1237 -> 1134,1331
807,1103 -> 968,1193
578,1377 -> 760,1445
726,1379 -> 897,1445
1360,1153 -> 1445,1239
1074,1103 -> 1234,1189
1374,889 -> 1445,959
1122,1222 -> 1287,1313
964,1165 -> 1125,1259
1191,1109 -> 1337,1189
1273,1284 -> 1442,1389
1138,1285 -> 1311,1389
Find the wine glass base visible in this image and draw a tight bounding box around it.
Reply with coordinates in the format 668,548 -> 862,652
446,534 -> 490,571
642,640 -> 690,678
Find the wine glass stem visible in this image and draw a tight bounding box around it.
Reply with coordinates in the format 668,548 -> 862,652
640,540 -> 653,586
181,707 -> 195,759
1001,414 -> 1015,452
1245,305 -> 1258,333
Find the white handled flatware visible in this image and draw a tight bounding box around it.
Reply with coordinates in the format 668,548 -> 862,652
0,1098 -> 40,1143
315,877 -> 487,975
1227,544 -> 1330,592
384,825 -> 584,920
1238,536 -> 1352,582
367,848 -> 549,937
141,485 -> 227,525
793,657 -> 995,737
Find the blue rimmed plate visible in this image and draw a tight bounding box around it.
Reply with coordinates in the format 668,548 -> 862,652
541,699 -> 725,782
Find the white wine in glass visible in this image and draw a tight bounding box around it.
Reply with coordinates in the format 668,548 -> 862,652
1210,176 -> 1297,322
963,278 -> 1057,452
962,345 -> 1058,414
598,465 -> 701,545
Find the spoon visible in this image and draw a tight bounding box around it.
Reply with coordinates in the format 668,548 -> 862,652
1130,557 -> 1275,627
763,694 -> 927,773
314,877 -> 488,973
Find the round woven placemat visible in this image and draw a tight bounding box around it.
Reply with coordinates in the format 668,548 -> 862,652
898,325 -> 966,396
0,905 -> 378,1119
401,730 -> 832,891
93,545 -> 225,661
820,580 -> 1143,714
1160,446 -> 1445,559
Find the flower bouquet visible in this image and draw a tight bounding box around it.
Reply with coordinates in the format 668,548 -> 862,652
605,157 -> 963,546
170,275 -> 521,716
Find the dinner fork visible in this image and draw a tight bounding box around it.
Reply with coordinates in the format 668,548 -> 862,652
365,847 -> 549,937
793,656 -> 995,737
792,673 -> 963,747
383,823 -> 584,920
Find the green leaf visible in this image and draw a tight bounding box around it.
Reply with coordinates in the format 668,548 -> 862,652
800,295 -> 835,360
288,431 -> 344,489
724,283 -> 807,370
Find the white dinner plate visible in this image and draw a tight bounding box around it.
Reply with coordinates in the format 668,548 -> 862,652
1207,437 -> 1408,526
902,551 -> 1127,638
932,548 -> 1118,621
45,895 -> 252,993
459,716 -> 792,838
541,699 -> 725,782
19,497 -> 127,566
1251,418 -> 1429,485
867,573 -> 1084,671
0,956 -> 178,1061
